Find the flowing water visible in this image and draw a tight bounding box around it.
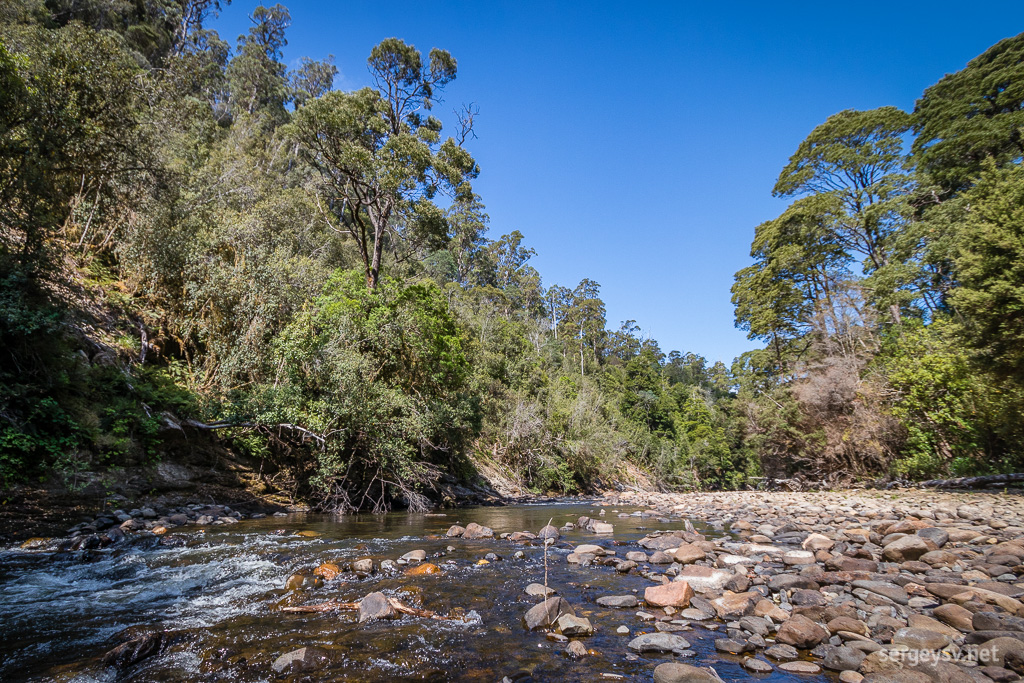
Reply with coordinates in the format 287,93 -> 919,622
0,502 -> 816,682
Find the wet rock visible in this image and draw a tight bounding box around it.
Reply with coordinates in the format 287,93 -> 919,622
652,662 -> 720,683
358,592 -> 397,622
714,638 -> 754,654
446,525 -> 466,537
555,614 -> 594,636
405,562 -> 441,576
351,558 -> 375,575
313,562 -> 341,580
626,551 -> 648,562
285,573 -> 323,591
538,524 -> 560,540
742,658 -> 773,674
597,595 -> 638,608
645,581 -> 694,608
102,632 -> 166,669
524,597 -> 575,630
776,614 -> 828,649
400,549 -> 426,563
566,640 -> 588,657
589,522 -> 614,534
765,643 -> 799,661
627,632 -> 691,653
574,544 -> 608,556
271,646 -> 330,674
463,522 -> 494,539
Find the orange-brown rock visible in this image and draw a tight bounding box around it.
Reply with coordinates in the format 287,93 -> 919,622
313,562 -> 341,580
644,581 -> 695,608
404,562 -> 442,576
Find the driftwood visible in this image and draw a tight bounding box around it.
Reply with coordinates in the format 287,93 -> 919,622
281,597 -> 467,622
919,473 -> 1024,490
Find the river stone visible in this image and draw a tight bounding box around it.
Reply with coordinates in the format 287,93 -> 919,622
351,558 -> 374,575
566,640 -> 588,657
524,597 -> 575,630
405,562 -> 441,576
714,638 -> 754,654
980,636 -> 1024,668
463,522 -> 494,539
765,643 -> 799,661
776,614 -> 828,649
778,661 -> 821,674
359,592 -> 397,622
271,647 -> 330,674
526,583 -> 556,598
803,533 -> 835,552
646,581 -> 694,608
852,580 -> 910,605
538,524 -> 560,540
883,535 -> 930,562
711,591 -> 760,618
917,527 -> 949,547
675,566 -> 734,593
626,551 -> 648,562
653,662 -> 720,683
555,613 -> 594,636
641,535 -> 682,551
932,600 -> 976,632
907,614 -> 961,639
975,612 -> 1024,633
768,574 -> 820,591
650,550 -> 673,564
822,645 -> 866,671
627,632 -> 692,653
739,616 -> 770,636
672,543 -> 706,564
790,589 -> 828,607
743,657 -> 774,674
313,562 -> 341,580
446,524 -> 466,537
783,550 -> 816,565
597,595 -> 638,608
401,549 -> 426,563
589,522 -> 614,534
574,544 -> 607,556
892,627 -> 951,651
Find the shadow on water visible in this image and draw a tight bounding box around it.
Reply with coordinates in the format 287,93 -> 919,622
0,502 -> 821,682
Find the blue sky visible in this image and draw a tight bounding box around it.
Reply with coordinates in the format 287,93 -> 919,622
212,1 -> 1024,363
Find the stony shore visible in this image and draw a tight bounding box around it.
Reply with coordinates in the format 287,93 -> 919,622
571,488 -> 1024,682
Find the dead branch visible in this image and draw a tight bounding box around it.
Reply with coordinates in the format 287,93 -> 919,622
281,596 -> 469,622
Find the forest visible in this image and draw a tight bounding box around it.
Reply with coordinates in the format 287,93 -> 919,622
1,0 -> 1023,511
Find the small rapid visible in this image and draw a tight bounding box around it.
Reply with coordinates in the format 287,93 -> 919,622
0,503 -> 801,682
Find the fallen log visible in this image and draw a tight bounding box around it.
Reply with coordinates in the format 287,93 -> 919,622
919,473 -> 1024,489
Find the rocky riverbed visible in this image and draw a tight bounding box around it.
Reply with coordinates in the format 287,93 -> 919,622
3,489 -> 1024,682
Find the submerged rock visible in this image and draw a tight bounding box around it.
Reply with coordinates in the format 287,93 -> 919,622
271,646 -> 330,674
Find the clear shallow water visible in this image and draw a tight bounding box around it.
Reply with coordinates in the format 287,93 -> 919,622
0,502 -> 819,682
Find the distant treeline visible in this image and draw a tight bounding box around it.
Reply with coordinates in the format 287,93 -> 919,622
1,1 -> 1022,509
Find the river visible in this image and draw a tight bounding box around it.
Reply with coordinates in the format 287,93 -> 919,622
0,501 -> 811,681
